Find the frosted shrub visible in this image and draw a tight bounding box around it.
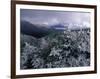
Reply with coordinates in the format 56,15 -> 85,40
20,28 -> 90,69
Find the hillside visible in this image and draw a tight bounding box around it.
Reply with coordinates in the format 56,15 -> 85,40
20,28 -> 90,69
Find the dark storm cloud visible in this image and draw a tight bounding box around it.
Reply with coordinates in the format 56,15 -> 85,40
20,9 -> 90,27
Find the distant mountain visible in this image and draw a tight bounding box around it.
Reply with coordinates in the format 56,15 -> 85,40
21,20 -> 53,38
21,20 -> 66,38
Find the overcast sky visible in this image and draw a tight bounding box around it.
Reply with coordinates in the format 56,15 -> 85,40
20,9 -> 90,27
